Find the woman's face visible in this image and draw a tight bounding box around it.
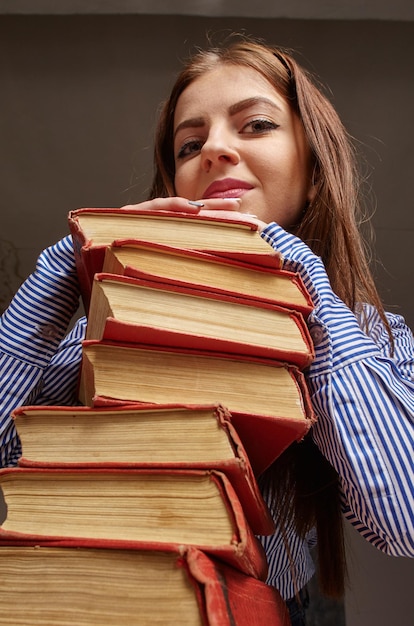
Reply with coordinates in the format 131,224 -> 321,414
173,64 -> 316,227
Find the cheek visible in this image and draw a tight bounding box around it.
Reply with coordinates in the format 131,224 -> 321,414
257,154 -> 311,226
275,148 -> 312,201
174,166 -> 194,197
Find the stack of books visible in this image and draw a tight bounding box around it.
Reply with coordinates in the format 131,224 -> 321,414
0,207 -> 316,625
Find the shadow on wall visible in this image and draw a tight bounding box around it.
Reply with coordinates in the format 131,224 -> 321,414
0,243 -> 23,530
0,240 -> 24,314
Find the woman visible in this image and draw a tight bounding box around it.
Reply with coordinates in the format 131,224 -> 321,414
1,36 -> 413,625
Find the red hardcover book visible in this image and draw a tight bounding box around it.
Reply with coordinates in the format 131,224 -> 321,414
85,272 -> 314,368
79,340 -> 316,475
0,543 -> 290,625
185,547 -> 291,626
0,467 -> 268,580
68,207 -> 281,309
103,238 -> 313,316
12,403 -> 275,536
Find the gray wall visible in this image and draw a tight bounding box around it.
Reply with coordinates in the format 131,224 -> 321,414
0,13 -> 413,626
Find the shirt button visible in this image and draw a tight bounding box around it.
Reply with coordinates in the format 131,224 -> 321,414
309,325 -> 324,345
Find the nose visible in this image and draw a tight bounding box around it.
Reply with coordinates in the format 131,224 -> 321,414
200,127 -> 240,171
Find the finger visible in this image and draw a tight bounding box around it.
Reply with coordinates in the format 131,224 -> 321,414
200,198 -> 242,211
121,197 -> 202,214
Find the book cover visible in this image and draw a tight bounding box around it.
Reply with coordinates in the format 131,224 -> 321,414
0,467 -> 267,580
13,403 -> 275,535
186,547 -> 291,626
103,238 -> 313,316
0,544 -> 290,625
86,272 -> 314,368
79,341 -> 315,475
68,207 -> 280,309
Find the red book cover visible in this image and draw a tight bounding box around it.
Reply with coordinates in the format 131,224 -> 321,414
0,467 -> 268,580
104,238 -> 313,316
230,362 -> 316,476
68,207 -> 281,310
0,543 -> 290,625
185,547 -> 291,626
79,339 -> 316,473
87,271 -> 315,368
13,403 -> 275,536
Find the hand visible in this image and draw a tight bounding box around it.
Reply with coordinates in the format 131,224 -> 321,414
121,197 -> 268,231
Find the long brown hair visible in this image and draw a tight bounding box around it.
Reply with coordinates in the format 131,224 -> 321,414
150,35 -> 391,598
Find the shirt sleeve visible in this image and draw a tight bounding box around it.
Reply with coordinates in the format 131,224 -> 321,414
0,235 -> 81,467
261,222 -> 414,557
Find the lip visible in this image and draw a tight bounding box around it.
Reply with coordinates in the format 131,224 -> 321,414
201,178 -> 254,200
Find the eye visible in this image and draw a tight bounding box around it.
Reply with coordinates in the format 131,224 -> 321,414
242,118 -> 279,134
176,138 -> 204,160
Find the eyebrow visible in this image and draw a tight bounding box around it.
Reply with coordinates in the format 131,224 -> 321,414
174,96 -> 283,138
229,96 -> 283,116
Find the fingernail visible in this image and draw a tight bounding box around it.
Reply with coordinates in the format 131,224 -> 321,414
188,200 -> 205,208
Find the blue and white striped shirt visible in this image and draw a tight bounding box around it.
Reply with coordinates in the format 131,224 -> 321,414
0,225 -> 413,600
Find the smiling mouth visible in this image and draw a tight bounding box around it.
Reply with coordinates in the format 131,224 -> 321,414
202,179 -> 253,200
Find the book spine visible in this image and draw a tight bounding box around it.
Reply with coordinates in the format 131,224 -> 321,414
185,548 -> 291,626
